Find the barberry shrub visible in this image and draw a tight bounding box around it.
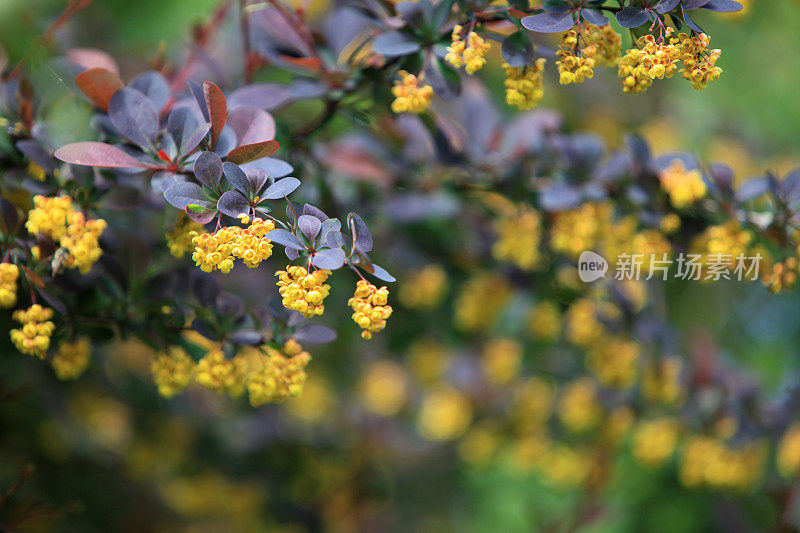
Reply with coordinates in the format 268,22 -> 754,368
4,0 -> 800,530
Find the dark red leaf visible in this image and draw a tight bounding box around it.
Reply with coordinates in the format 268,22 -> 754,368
226,140 -> 279,165
74,67 -> 124,111
203,81 -> 227,150
54,142 -> 149,168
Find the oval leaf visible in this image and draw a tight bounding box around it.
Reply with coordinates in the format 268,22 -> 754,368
373,31 -> 421,56
194,151 -> 223,190
74,67 -> 124,111
616,7 -> 651,28
108,88 -> 159,149
222,162 -> 250,195
203,81 -> 227,149
54,142 -> 148,168
164,182 -> 205,210
129,71 -> 170,111
371,263 -> 396,283
217,190 -> 251,217
313,248 -> 346,270
266,228 -> 306,250
262,177 -> 301,200
348,213 -> 373,252
227,140 -> 279,165
292,324 -> 337,344
521,11 -> 575,33
298,214 -> 322,241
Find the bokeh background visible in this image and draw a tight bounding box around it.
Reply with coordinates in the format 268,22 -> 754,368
2,0 -> 800,531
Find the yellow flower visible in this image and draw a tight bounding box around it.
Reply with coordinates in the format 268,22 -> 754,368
246,342 -> 311,406
558,378 -> 602,432
679,32 -> 722,90
556,32 -> 597,85
398,264 -> 448,309
586,337 -> 640,388
503,59 -> 546,111
191,217 -> 274,273
659,160 -> 707,208
679,436 -> 766,490
492,204 -> 543,270
348,279 -> 393,339
0,262 -> 20,308
777,423 -> 800,478
417,385 -> 472,441
454,272 -> 511,332
359,360 -> 407,416
52,337 -> 91,380
618,30 -> 682,94
642,357 -> 683,405
527,301 -> 562,341
632,418 -> 680,467
195,349 -> 247,397
445,26 -> 491,74
10,304 -> 55,359
391,70 -> 434,114
481,338 -> 523,385
458,422 -> 501,465
276,266 -> 331,318
151,347 -> 195,398
167,215 -> 206,258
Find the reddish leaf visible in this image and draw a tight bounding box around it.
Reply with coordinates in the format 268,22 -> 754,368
74,67 -> 124,111
279,56 -> 322,72
66,48 -> 119,74
226,140 -> 279,165
203,81 -> 227,149
227,107 -> 276,146
21,266 -> 44,288
54,142 -> 149,168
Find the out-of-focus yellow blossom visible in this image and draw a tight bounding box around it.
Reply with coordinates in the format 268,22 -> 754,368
27,161 -> 46,181
408,338 -> 449,384
633,229 -> 672,263
659,160 -> 707,208
558,378 -> 602,432
359,360 -> 407,416
167,215 -> 206,258
503,59 -> 546,111
550,202 -> 613,259
642,357 -> 684,405
277,266 -> 331,318
458,422 -> 501,465
348,280 -> 393,339
52,337 -> 91,380
454,272 -> 511,332
287,374 -> 333,423
481,337 -> 523,385
679,33 -> 722,90
690,220 -> 752,271
26,195 -> 106,274
777,423 -> 800,478
679,436 -> 766,490
632,418 -> 680,467
761,257 -> 798,294
660,213 -> 681,234
151,347 -> 195,398
445,25 -> 491,74
565,298 -> 607,347
492,204 -> 543,270
195,349 -> 247,397
398,264 -> 448,309
246,341 -> 311,406
587,337 -> 640,388
391,70 -> 433,114
0,262 -> 20,308
10,304 -> 55,358
69,391 -> 131,452
513,377 -> 554,434
417,385 -> 472,441
191,216 -> 275,273
510,433 -> 550,472
527,301 -> 561,341
603,406 -> 635,447
536,444 -> 592,488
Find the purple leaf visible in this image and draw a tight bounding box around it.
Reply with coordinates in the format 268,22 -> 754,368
183,122 -> 212,155
326,230 -> 345,249
203,81 -> 227,150
108,88 -> 159,149
227,106 -> 276,146
262,177 -> 300,199
655,0 -> 681,13
683,0 -> 711,8
16,139 -> 54,172
702,0 -> 742,12
54,142 -> 149,168
194,151 -> 223,190
129,71 -> 170,111
217,190 -> 251,217
347,212 -> 373,252
292,324 -> 337,344
222,162 -> 250,195
616,7 -> 651,28
312,248 -> 345,270
187,207 -> 217,224
681,4 -> 704,32
228,83 -> 292,110
242,157 -> 293,178
298,214 -> 322,241
266,229 -> 306,250
580,8 -> 608,26
245,168 -> 270,196
373,31 -> 421,56
521,11 -> 575,33
164,182 -> 205,210
371,264 -> 396,283
166,107 -> 199,152
188,79 -> 209,121
303,204 -> 328,221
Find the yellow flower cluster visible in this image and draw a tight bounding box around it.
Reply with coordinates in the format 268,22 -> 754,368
391,70 -> 434,114
503,59 -> 546,111
492,204 -> 543,270
536,444 -> 593,488
167,216 -> 206,258
359,359 -> 407,416
690,220 -> 752,271
10,304 -> 55,359
527,301 -> 562,342
777,423 -> 800,477
618,31 -> 682,94
191,216 -> 275,273
276,266 -> 331,318
0,262 -> 20,308
481,338 -> 523,385
679,33 -> 722,90
761,257 -> 798,293
642,357 -> 684,405
151,347 -> 196,398
586,337 -> 640,388
417,385 -> 472,441
556,31 -> 598,85
558,378 -> 602,432
679,436 -> 766,490
583,23 -> 622,67
550,202 -> 613,259
445,25 -> 491,74
398,264 -> 448,309
348,279 -> 393,339
195,349 -> 247,397
632,418 -> 680,467
246,340 -> 311,406
659,160 -> 707,208
27,161 -> 47,181
52,337 -> 91,380
454,272 -> 512,331
26,195 -> 107,274
565,298 -> 608,347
